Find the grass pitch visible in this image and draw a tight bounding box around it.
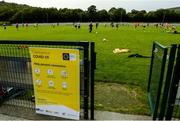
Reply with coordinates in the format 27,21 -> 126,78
0,24 -> 180,115
1,24 -> 179,88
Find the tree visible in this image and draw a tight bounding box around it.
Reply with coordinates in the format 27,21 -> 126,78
127,9 -> 147,22
108,7 -> 126,22
87,5 -> 97,21
71,9 -> 84,22
97,9 -> 109,21
1,1 -> 180,23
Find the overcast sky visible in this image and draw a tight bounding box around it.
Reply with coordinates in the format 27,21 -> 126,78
4,0 -> 180,12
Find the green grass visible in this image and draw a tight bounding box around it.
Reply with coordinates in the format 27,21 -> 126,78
0,25 -> 179,89
95,82 -> 150,115
0,24 -> 180,116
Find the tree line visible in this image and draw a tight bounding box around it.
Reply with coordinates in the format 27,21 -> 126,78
0,1 -> 180,23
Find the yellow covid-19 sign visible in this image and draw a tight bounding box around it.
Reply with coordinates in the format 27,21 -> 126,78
30,47 -> 80,120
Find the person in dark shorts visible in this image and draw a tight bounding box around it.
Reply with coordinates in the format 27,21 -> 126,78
74,23 -> 78,29
89,22 -> 93,33
3,23 -> 6,30
116,23 -> 119,29
78,23 -> 81,29
16,23 -> 19,31
26,23 -> 28,27
96,22 -> 99,29
111,22 -> 114,28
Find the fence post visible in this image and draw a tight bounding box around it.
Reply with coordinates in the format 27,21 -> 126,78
90,42 -> 96,120
83,43 -> 89,119
166,45 -> 180,120
152,47 -> 167,120
159,45 -> 177,120
147,42 -> 155,92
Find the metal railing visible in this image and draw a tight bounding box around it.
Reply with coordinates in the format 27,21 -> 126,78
0,40 -> 96,120
148,42 -> 180,120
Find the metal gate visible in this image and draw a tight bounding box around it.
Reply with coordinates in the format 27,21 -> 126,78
148,41 -> 180,120
0,40 -> 96,120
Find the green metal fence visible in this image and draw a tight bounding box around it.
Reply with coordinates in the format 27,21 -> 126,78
148,42 -> 168,119
0,40 -> 96,120
165,45 -> 180,120
148,42 -> 180,120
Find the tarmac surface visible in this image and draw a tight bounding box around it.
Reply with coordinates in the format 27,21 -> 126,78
0,114 -> 25,120
0,110 -> 151,120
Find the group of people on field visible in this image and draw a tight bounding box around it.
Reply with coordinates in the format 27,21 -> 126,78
2,22 -> 29,30
134,22 -> 178,34
89,22 -> 100,33
74,22 -> 120,33
161,23 -> 178,34
73,23 -> 81,29
1,21 -> 179,34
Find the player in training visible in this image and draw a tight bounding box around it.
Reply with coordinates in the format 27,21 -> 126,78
89,22 -> 93,33
3,23 -> 6,30
16,23 -> 19,31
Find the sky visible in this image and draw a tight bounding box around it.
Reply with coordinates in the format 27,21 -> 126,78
4,0 -> 180,12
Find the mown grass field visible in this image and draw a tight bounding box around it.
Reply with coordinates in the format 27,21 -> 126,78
0,24 -> 180,115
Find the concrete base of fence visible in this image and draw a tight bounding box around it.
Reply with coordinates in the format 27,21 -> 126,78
0,104 -> 151,120
95,110 -> 151,120
0,104 -> 64,120
0,114 -> 24,120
